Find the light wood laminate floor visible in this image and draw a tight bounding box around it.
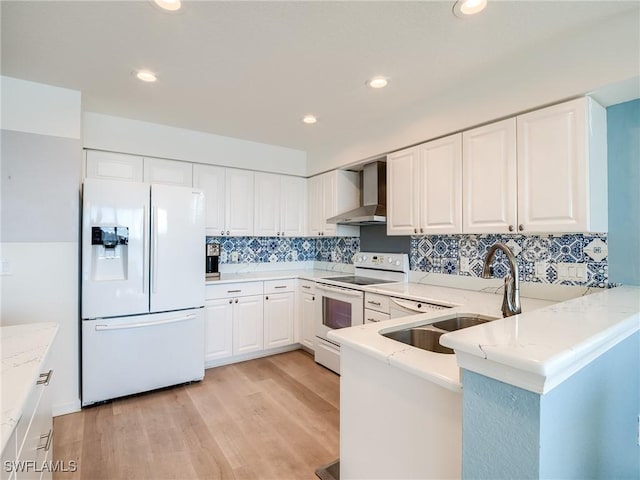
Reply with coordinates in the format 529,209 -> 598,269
53,350 -> 339,480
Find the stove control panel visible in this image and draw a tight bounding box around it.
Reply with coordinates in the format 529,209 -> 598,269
354,252 -> 409,273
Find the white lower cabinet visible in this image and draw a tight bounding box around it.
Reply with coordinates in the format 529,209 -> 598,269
233,295 -> 264,355
2,364 -> 54,480
298,279 -> 317,352
204,298 -> 234,361
205,279 -> 302,366
264,292 -> 295,349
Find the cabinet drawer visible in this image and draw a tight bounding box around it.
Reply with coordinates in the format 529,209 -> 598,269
298,279 -> 316,294
364,309 -> 390,324
364,293 -> 390,314
206,281 -> 264,299
264,279 -> 296,294
15,381 -> 45,458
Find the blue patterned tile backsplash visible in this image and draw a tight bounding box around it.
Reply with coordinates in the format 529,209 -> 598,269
207,232 -> 607,288
206,236 -> 360,264
410,233 -> 609,288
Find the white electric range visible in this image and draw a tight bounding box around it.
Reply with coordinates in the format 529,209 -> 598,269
314,252 -> 409,373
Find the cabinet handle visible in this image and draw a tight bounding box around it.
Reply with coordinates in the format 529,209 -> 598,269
518,224 -> 524,232
274,285 -> 287,289
37,429 -> 53,451
508,225 -> 514,232
265,296 -> 269,300
228,299 -> 233,304
312,296 -> 315,301
276,232 -> 280,236
301,285 -> 311,289
414,228 -> 417,234
281,232 -> 285,236
220,230 -> 224,235
227,289 -> 241,293
226,230 -> 230,235
367,318 -> 379,323
420,228 -> 424,233
235,299 -> 238,303
37,369 -> 53,386
367,301 -> 381,306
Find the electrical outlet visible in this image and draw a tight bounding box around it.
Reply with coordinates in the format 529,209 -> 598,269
535,262 -> 548,277
230,251 -> 239,262
460,257 -> 470,273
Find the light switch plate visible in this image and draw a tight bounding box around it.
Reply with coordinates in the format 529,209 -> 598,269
556,262 -> 587,282
230,251 -> 239,262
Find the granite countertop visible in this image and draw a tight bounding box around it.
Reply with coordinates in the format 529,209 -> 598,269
1,322 -> 59,453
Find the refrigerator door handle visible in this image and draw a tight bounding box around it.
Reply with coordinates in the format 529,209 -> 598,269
94,314 -> 197,332
152,205 -> 159,294
142,206 -> 147,294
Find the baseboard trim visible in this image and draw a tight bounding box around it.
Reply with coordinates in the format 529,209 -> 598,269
205,344 -> 302,369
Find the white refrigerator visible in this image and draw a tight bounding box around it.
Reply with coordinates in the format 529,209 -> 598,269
81,178 -> 205,406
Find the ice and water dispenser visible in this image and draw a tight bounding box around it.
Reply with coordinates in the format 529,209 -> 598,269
90,226 -> 129,281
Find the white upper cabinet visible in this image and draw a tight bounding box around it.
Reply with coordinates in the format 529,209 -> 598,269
387,134 -> 462,235
225,168 -> 255,236
308,170 -> 360,237
419,134 -> 462,234
463,119 -> 517,233
143,157 -> 193,187
516,97 -> 607,233
254,173 -> 306,237
85,150 -> 143,182
387,147 -> 420,236
193,165 -> 254,236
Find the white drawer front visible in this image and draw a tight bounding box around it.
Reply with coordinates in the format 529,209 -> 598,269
364,308 -> 390,324
298,279 -> 316,294
364,293 -> 390,314
264,279 -> 296,294
206,281 -> 264,299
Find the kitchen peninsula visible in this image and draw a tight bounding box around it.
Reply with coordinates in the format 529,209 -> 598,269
331,284 -> 640,479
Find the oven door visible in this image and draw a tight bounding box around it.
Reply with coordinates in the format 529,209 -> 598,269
315,283 -> 364,341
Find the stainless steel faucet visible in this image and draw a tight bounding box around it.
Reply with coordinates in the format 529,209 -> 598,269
482,243 -> 521,317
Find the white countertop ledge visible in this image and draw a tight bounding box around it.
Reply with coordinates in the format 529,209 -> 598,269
1,322 -> 59,453
440,286 -> 640,394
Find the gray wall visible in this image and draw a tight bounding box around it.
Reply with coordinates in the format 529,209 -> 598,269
607,99 -> 640,286
359,225 -> 410,254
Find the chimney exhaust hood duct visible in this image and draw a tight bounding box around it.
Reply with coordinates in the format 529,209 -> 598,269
327,161 -> 386,226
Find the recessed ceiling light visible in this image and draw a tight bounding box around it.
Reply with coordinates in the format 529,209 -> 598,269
136,70 -> 157,82
302,115 -> 318,125
367,76 -> 389,89
153,0 -> 181,11
453,0 -> 487,17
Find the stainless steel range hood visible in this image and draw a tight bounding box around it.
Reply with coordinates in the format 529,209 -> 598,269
327,161 -> 386,226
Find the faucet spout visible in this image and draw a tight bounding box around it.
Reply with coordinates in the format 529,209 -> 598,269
482,243 -> 521,317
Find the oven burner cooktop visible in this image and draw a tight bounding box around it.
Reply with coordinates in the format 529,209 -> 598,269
324,275 -> 393,286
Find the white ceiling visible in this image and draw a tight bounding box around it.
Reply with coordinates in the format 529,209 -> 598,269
2,1 -> 639,174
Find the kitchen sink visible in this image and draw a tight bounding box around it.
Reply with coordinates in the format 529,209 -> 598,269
383,327 -> 454,354
381,313 -> 497,354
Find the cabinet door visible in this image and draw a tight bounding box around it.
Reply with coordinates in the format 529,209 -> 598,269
517,98 -> 587,233
419,134 -> 462,234
308,175 -> 325,236
281,176 -> 307,237
264,292 -> 294,349
300,291 -> 316,351
463,119 -> 517,233
204,299 -> 233,361
85,150 -> 143,182
387,147 -> 420,235
193,164 -> 226,236
233,295 -> 264,355
143,157 -> 193,186
254,172 -> 281,236
322,172 -> 337,236
225,169 -> 254,236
